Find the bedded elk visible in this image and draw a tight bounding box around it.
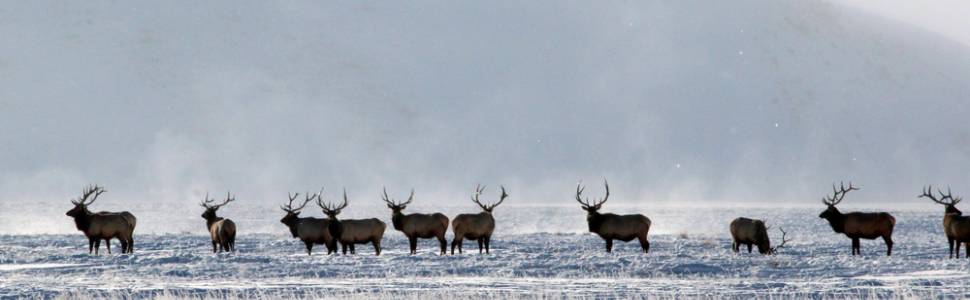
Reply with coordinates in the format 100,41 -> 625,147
729,217 -> 790,254
279,192 -> 336,255
451,185 -> 508,254
65,185 -> 137,254
317,188 -> 386,255
382,188 -> 450,255
818,182 -> 896,256
200,192 -> 237,253
575,180 -> 651,253
920,186 -> 970,258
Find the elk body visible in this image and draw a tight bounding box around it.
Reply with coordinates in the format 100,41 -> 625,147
729,217 -> 790,255
383,188 -> 450,255
200,192 -> 237,253
818,182 -> 896,256
318,188 -> 386,255
920,186 -> 970,258
576,181 -> 651,253
279,192 -> 336,255
65,185 -> 137,254
451,185 -> 508,254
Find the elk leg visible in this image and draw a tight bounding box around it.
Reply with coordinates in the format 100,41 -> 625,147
350,244 -> 357,255
304,241 -> 313,256
88,239 -> 95,254
94,239 -> 101,255
747,244 -> 752,253
451,236 -> 460,255
965,243 -> 970,259
438,235 -> 447,255
732,241 -> 739,253
373,240 -> 381,256
883,236 -> 893,256
408,237 -> 417,254
341,242 -> 348,255
605,239 -> 613,253
852,238 -> 860,255
125,238 -> 133,254
484,235 -> 491,254
638,236 -> 649,254
477,239 -> 484,254
104,239 -> 112,254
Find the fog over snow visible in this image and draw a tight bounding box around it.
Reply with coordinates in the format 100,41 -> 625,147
1,1 -> 969,234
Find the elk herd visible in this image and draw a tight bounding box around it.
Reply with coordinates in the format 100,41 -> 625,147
60,181 -> 970,259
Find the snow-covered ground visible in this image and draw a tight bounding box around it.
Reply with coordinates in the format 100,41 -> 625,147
1,207 -> 968,299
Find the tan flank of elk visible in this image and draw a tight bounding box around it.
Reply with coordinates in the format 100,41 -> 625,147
576,180 -> 651,253
383,188 -> 450,255
920,186 -> 970,258
729,218 -> 790,255
200,191 -> 237,253
317,188 -> 386,255
451,185 -> 508,254
279,192 -> 337,255
818,182 -> 896,256
65,185 -> 137,254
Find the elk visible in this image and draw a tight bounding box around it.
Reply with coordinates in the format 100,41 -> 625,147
200,191 -> 237,253
317,188 -> 386,255
818,182 -> 896,256
382,188 -> 450,255
920,186 -> 970,258
729,218 -> 791,255
451,185 -> 508,254
65,185 -> 136,254
575,180 -> 651,253
279,192 -> 336,255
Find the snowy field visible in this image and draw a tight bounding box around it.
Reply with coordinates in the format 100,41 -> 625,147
1,206 -> 968,299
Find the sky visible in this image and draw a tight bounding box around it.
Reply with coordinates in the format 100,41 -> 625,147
1,0 -> 969,230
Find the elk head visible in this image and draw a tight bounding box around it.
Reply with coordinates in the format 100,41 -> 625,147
201,191 -> 235,220
66,185 -> 106,217
471,184 -> 508,213
280,192 -> 315,226
382,187 -> 413,216
818,182 -> 858,219
318,188 -> 349,220
920,186 -> 963,215
576,180 -> 609,232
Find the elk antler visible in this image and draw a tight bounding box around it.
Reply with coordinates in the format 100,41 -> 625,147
576,180 -> 609,209
200,191 -> 235,210
281,191 -> 313,213
822,181 -> 858,206
920,185 -> 962,206
770,227 -> 791,254
73,185 -> 106,205
471,185 -> 509,211
382,187 -> 413,208
317,188 -> 349,216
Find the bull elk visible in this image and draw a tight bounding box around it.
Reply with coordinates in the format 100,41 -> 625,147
575,180 -> 651,253
451,185 -> 508,254
382,188 -> 450,255
279,192 -> 336,255
317,188 -> 386,255
920,186 -> 970,258
200,191 -> 237,253
818,182 -> 896,256
729,217 -> 790,254
65,185 -> 137,254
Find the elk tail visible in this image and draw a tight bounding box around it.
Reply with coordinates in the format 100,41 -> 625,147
122,212 -> 138,231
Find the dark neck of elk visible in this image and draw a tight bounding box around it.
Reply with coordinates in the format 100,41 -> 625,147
68,206 -> 93,232
819,205 -> 846,233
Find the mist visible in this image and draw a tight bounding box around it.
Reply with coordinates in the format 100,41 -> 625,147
1,1 -> 969,233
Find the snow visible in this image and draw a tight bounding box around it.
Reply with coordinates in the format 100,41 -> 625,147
1,207 -> 969,298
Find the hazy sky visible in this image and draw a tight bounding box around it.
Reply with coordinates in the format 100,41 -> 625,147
1,0 -> 969,225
